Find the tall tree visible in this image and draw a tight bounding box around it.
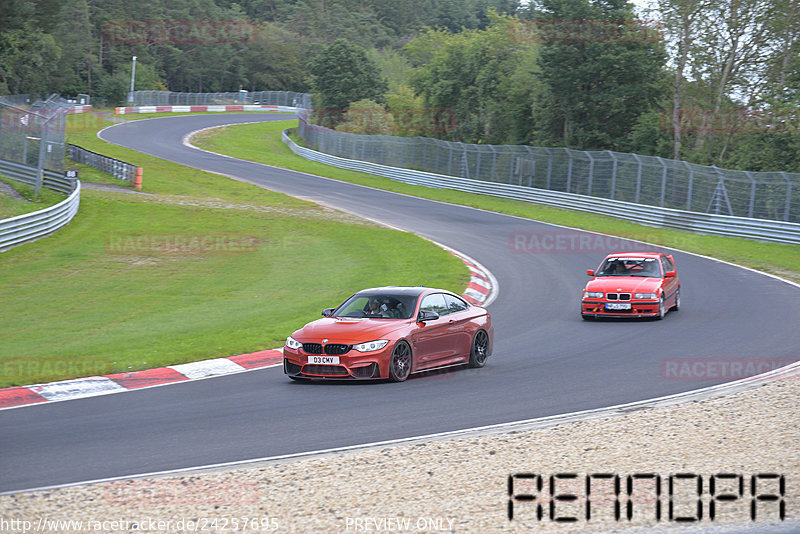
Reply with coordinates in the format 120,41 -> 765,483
658,0 -> 713,160
530,0 -> 667,150
408,13 -> 540,144
308,38 -> 387,125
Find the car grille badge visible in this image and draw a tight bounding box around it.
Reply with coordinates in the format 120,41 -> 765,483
322,339 -> 328,343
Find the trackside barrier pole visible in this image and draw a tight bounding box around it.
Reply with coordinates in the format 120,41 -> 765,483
134,167 -> 143,190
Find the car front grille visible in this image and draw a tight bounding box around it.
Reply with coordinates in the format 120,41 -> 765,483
302,343 -> 323,354
324,344 -> 351,355
303,365 -> 349,376
606,293 -> 631,301
301,343 -> 351,355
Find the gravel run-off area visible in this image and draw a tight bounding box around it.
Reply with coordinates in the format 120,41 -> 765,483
1,364 -> 797,534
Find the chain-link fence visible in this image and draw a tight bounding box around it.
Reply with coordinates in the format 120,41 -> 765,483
0,94 -> 71,184
297,112 -> 800,223
129,90 -> 312,109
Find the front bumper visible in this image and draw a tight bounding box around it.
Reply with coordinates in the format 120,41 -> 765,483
581,300 -> 659,318
283,346 -> 391,379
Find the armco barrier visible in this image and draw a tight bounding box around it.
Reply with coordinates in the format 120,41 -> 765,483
0,160 -> 80,251
282,131 -> 800,245
0,159 -> 75,194
67,144 -> 140,188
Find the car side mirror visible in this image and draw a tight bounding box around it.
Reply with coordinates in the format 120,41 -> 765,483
322,308 -> 334,317
417,310 -> 439,323
664,271 -> 676,278
586,269 -> 594,276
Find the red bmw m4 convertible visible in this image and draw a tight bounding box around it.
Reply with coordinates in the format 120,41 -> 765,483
581,252 -> 680,320
283,286 -> 493,381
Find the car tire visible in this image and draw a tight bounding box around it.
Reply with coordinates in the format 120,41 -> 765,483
655,297 -> 666,320
671,287 -> 681,311
468,330 -> 489,368
388,341 -> 412,382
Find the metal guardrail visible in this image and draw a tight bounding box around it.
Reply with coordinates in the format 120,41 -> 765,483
282,131 -> 800,245
0,159 -> 76,194
67,144 -> 140,186
0,160 -> 81,251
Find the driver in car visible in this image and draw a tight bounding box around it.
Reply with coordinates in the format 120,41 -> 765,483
368,298 -> 391,317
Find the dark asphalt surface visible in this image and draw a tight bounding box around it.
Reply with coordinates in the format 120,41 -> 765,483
2,113 -> 799,493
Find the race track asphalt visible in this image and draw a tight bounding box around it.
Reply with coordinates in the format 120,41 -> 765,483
2,113 -> 798,493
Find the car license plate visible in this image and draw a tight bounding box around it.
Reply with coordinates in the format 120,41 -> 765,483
606,303 -> 631,310
309,356 -> 340,365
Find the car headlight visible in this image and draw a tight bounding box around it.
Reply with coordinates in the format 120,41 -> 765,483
352,340 -> 389,352
634,293 -> 658,300
285,336 -> 302,350
584,291 -> 603,299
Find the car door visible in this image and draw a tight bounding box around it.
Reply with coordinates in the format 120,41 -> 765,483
443,294 -> 474,361
660,255 -> 679,304
411,293 -> 456,366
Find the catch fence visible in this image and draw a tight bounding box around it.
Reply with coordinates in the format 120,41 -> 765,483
297,112 -> 799,223
129,90 -> 312,109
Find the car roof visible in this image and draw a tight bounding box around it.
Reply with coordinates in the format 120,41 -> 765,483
605,252 -> 663,259
355,286 -> 438,298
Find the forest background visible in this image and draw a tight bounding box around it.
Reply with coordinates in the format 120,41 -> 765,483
1,0 -> 798,172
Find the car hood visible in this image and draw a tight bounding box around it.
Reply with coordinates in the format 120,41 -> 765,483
292,317 -> 409,344
585,276 -> 662,293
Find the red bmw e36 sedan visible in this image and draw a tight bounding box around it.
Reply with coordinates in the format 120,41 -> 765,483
581,252 -> 680,320
283,286 -> 493,381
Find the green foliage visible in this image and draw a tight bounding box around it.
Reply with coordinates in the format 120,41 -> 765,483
0,28 -> 61,94
308,39 -> 387,126
366,47 -> 412,93
239,23 -> 308,91
385,85 -> 432,137
336,99 -> 395,134
408,12 -> 540,144
530,0 -> 667,150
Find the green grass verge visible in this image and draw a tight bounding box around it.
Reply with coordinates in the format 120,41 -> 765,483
0,175 -> 66,219
0,114 -> 467,388
192,120 -> 800,282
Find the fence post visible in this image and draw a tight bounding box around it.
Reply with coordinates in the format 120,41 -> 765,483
657,156 -> 667,207
632,153 -> 642,204
566,149 -> 573,193
586,152 -> 595,195
134,167 -> 143,190
783,172 -> 792,221
607,150 -> 617,199
543,148 -> 553,189
489,145 -> 497,181
745,171 -> 755,219
684,160 -> 693,211
35,122 -> 46,196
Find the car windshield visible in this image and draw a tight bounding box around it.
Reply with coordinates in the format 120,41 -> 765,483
596,257 -> 661,277
332,293 -> 418,319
